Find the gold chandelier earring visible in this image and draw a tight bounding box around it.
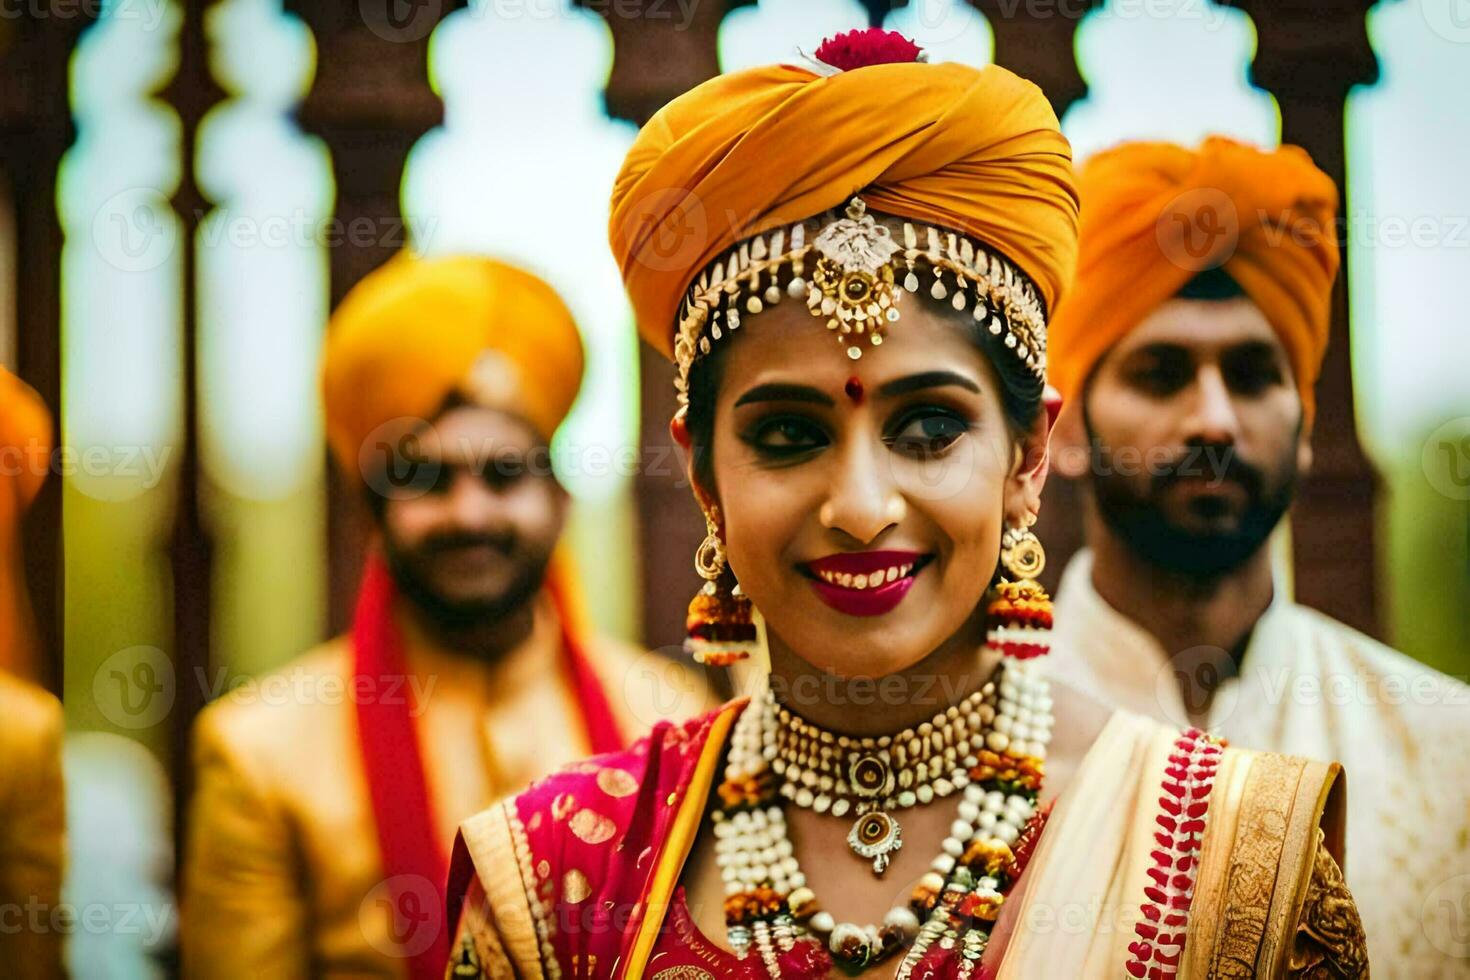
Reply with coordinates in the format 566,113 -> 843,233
985,514 -> 1053,660
684,504 -> 758,666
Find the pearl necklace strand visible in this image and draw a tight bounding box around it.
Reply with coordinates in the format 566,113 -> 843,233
712,660 -> 1053,976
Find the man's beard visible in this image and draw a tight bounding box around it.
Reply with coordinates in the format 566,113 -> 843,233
1087,432 -> 1298,580
381,530 -> 553,634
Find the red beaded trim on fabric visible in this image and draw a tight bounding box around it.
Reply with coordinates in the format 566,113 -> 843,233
1124,728 -> 1222,980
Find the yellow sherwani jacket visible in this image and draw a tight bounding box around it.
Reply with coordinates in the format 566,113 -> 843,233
181,590 -> 713,979
0,671 -> 65,980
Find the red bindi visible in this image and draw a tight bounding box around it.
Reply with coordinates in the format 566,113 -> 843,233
844,376 -> 865,404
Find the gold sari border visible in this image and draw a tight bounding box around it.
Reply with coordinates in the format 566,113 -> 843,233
462,801 -> 549,979
1188,746 -> 1343,979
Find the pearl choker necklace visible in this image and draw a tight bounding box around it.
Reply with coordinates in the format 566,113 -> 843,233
712,659 -> 1053,976
725,664 -> 1052,874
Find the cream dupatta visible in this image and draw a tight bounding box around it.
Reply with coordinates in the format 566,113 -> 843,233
997,711 -> 1353,978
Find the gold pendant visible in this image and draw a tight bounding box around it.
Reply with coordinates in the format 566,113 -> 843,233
848,809 -> 903,875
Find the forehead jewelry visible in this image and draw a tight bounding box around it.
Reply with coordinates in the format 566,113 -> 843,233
672,196 -> 1047,414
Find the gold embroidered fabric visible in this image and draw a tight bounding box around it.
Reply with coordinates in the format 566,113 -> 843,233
1287,829 -> 1369,979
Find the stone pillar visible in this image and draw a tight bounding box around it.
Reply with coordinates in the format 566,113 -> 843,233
1236,0 -> 1381,636
285,2 -> 456,632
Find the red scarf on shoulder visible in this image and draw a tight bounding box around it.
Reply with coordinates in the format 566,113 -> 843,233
352,553 -> 624,980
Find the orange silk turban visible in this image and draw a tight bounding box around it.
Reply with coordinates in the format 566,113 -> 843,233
609,59 -> 1080,357
1047,137 -> 1339,420
0,367 -> 51,678
321,253 -> 585,476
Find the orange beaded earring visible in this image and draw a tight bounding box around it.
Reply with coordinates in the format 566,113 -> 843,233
684,504 -> 758,666
985,515 -> 1052,660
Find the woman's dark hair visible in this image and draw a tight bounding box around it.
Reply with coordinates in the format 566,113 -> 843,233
683,288 -> 1045,490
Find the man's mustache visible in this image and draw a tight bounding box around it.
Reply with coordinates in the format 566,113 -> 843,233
1150,442 -> 1264,498
419,532 -> 516,557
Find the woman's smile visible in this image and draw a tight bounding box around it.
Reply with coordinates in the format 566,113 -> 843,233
800,549 -> 934,616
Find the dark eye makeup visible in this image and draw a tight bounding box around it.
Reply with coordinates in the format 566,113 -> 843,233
739,415 -> 830,460
737,402 -> 976,464
885,406 -> 973,457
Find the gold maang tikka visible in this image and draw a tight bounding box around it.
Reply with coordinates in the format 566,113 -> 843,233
672,196 -> 1048,412
806,197 -> 904,358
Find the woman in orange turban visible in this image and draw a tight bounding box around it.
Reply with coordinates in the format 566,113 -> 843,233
444,32 -> 1363,979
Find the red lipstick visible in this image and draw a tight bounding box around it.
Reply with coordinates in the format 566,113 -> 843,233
802,550 -> 929,617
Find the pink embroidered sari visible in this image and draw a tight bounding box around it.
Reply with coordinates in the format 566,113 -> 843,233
446,702 -> 1355,979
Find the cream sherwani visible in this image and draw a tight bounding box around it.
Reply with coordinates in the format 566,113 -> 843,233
1052,550 -> 1470,977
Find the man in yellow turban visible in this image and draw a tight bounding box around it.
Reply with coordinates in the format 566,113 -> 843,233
0,366 -> 65,979
181,254 -> 712,979
1046,136 -> 1470,972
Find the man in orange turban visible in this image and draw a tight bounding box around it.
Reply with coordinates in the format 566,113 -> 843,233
1046,137 -> 1470,971
182,254 -> 711,980
0,366 -> 65,979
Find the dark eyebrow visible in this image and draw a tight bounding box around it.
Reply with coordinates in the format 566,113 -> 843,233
733,383 -> 836,408
1128,343 -> 1190,361
876,371 -> 982,398
1223,340 -> 1280,360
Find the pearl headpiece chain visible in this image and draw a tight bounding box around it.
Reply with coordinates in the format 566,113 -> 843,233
672,197 -> 1048,411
